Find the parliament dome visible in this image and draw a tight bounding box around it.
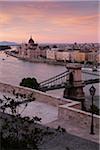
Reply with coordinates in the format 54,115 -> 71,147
28,36 -> 34,44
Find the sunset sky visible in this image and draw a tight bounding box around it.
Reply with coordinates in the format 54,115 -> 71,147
0,1 -> 99,43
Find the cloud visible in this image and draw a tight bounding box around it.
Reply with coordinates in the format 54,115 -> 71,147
0,13 -> 12,24
0,1 -> 99,43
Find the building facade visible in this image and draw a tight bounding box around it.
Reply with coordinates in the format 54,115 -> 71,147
18,37 -> 46,59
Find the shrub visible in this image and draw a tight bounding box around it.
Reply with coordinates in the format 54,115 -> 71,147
20,77 -> 39,89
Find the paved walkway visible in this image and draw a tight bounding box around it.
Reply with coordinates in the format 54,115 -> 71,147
40,131 -> 99,150
0,91 -> 99,145
0,92 -> 58,124
46,119 -> 99,144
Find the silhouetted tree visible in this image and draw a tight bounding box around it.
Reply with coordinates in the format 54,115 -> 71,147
0,94 -> 68,150
88,104 -> 100,115
20,77 -> 39,90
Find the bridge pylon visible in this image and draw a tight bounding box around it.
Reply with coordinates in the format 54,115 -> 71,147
63,63 -> 86,110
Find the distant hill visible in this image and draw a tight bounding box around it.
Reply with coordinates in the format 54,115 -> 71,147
0,45 -> 11,51
0,41 -> 18,46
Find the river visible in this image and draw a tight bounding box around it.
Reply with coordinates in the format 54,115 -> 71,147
0,50 -> 99,108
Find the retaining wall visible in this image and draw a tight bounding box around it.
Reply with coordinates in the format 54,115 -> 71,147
0,82 -> 69,107
58,104 -> 100,128
0,82 -> 99,129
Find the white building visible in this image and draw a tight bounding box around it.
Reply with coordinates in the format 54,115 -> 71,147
46,49 -> 86,62
87,52 -> 96,62
46,49 -> 56,60
56,50 -> 70,61
96,53 -> 100,64
69,51 -> 79,62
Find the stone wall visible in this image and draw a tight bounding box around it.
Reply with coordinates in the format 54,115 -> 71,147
0,82 -> 69,107
58,104 -> 100,128
0,82 -> 99,129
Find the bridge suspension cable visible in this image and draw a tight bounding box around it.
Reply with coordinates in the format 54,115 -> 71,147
39,70 -> 100,92
39,70 -> 70,91
39,70 -> 69,86
82,70 -> 100,76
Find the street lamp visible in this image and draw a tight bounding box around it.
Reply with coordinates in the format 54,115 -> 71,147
89,85 -> 96,135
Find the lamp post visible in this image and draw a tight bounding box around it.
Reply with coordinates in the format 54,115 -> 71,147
89,85 -> 96,135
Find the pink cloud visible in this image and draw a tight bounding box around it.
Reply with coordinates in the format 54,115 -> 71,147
0,1 -> 99,43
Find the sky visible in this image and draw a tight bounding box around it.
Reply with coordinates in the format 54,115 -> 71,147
0,1 -> 99,43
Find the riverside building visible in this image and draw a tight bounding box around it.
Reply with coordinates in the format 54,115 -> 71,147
17,36 -> 46,59
46,48 -> 86,63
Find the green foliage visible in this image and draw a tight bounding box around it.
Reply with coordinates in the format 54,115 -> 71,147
88,104 -> 100,115
0,93 -> 69,150
20,77 -> 39,89
0,94 -> 42,150
0,92 -> 35,115
0,115 -> 42,150
56,125 -> 66,133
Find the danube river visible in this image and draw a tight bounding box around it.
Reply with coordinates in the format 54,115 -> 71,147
0,51 -> 99,108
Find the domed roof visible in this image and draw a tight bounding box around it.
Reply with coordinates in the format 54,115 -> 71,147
28,36 -> 34,44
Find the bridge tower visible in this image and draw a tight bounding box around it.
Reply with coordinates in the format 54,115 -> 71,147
64,63 -> 85,110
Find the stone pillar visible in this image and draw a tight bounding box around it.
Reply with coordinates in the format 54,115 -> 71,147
63,63 -> 86,110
